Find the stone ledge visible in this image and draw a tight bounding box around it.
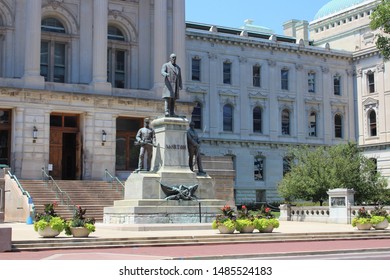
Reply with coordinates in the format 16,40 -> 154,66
0,228 -> 12,252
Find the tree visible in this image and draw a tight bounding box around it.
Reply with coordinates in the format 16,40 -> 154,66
278,142 -> 388,205
370,0 -> 390,60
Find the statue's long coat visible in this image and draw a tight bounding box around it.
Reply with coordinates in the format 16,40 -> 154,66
161,61 -> 182,99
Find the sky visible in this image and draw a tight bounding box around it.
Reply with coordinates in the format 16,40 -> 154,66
186,0 -> 331,35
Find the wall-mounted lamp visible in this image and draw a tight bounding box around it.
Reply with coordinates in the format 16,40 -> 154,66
33,126 -> 38,143
102,130 -> 107,146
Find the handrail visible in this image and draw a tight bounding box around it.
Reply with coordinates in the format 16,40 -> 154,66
104,169 -> 125,193
7,170 -> 35,222
41,168 -> 76,211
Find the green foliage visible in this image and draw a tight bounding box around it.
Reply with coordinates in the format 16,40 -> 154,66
33,201 -> 65,233
352,217 -> 371,227
370,0 -> 390,60
34,216 -> 65,232
235,219 -> 254,232
64,206 -> 96,236
370,215 -> 386,225
212,219 -> 236,230
277,142 -> 388,204
253,218 -> 280,231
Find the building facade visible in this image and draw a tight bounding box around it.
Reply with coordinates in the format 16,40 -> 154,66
0,0 -> 384,205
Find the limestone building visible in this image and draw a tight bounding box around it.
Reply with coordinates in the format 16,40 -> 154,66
0,0 -> 383,205
310,0 -> 390,183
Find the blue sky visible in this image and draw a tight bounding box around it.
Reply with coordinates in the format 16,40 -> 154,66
186,0 -> 331,35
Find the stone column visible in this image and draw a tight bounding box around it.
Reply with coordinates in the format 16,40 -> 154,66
173,0 -> 186,84
138,0 -> 151,89
22,0 -> 44,88
90,0 -> 111,93
153,0 -> 168,89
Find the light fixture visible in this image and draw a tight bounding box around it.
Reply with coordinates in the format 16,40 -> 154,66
33,126 -> 38,143
102,130 -> 107,145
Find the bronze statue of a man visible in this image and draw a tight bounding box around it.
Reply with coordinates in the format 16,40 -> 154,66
187,121 -> 206,175
161,53 -> 182,117
135,118 -> 156,172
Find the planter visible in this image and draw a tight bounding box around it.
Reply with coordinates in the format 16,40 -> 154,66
217,225 -> 235,234
238,225 -> 255,233
38,226 -> 60,238
356,223 -> 372,230
70,227 -> 90,237
373,219 -> 389,230
260,225 -> 274,233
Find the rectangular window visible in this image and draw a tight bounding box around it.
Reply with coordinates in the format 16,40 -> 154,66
108,49 -> 126,88
254,157 -> 264,181
308,72 -> 315,93
192,57 -> 201,81
281,69 -> 289,90
40,41 -> 66,83
256,190 -> 266,202
368,72 -> 375,93
253,65 -> 261,87
334,75 -> 341,95
223,62 -> 232,84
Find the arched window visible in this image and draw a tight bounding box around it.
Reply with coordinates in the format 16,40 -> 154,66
281,109 -> 290,135
223,104 -> 233,132
107,25 -> 127,88
368,109 -> 377,137
253,107 -> 262,133
334,114 -> 343,138
41,17 -> 67,83
191,102 -> 202,129
308,112 -> 317,137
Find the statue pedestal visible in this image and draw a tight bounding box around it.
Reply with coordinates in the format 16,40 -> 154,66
104,117 -> 226,224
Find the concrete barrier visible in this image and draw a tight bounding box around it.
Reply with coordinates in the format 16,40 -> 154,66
0,227 -> 12,252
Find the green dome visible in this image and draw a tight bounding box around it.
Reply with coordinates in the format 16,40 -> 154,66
314,0 -> 370,20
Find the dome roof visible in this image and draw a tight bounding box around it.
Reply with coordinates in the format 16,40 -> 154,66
314,0 -> 369,20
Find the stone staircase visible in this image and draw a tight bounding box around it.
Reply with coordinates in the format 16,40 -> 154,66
19,180 -> 124,221
11,230 -> 390,251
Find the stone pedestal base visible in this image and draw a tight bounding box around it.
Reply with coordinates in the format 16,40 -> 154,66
104,199 -> 224,224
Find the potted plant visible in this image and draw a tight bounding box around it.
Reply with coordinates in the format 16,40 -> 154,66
212,205 -> 236,234
253,206 -> 280,233
370,205 -> 389,230
33,201 -> 65,238
352,207 -> 372,230
64,206 -> 96,237
235,205 -> 255,233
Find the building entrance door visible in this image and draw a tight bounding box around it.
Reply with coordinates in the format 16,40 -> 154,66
49,113 -> 81,179
0,109 -> 11,167
116,117 -> 142,171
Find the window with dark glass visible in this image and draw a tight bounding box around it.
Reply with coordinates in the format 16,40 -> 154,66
223,104 -> 233,132
253,107 -> 262,133
254,156 -> 264,181
223,61 -> 232,84
334,75 -> 341,95
368,72 -> 375,93
308,112 -> 317,137
0,109 -> 11,166
281,109 -> 290,135
253,65 -> 261,87
281,69 -> 289,90
335,114 -> 343,138
191,102 -> 202,129
369,109 -> 377,136
308,72 -> 316,93
41,18 -> 67,83
192,57 -> 201,81
107,26 -> 126,88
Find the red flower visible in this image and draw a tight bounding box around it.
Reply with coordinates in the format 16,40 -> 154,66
242,205 -> 247,210
265,207 -> 271,213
